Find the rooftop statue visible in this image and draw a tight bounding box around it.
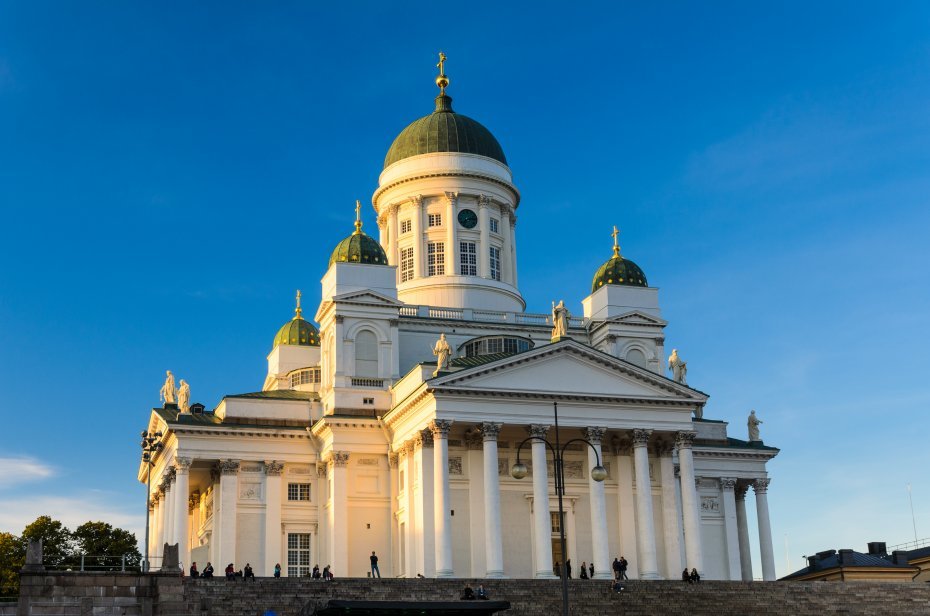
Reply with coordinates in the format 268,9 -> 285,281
551,300 -> 570,339
432,333 -> 452,377
159,370 -> 176,405
748,410 -> 763,442
668,349 -> 687,385
177,379 -> 191,414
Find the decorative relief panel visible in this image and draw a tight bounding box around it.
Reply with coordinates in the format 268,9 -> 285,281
448,439 -> 463,448
498,458 -> 509,477
448,457 -> 463,476
240,463 -> 263,473
239,483 -> 262,501
701,496 -> 721,513
288,466 -> 312,475
561,461 -> 584,479
357,458 -> 379,467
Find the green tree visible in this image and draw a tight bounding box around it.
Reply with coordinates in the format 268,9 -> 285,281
0,532 -> 24,597
20,516 -> 72,570
72,522 -> 141,571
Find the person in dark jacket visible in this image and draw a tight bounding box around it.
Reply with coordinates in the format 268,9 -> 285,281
579,561 -> 589,579
244,563 -> 255,580
689,568 -> 700,583
189,562 -> 199,578
588,562 -> 594,578
202,562 -> 214,578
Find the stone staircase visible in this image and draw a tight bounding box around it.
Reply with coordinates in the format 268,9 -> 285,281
180,577 -> 930,616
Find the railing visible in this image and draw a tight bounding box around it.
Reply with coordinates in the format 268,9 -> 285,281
350,378 -> 385,388
398,304 -> 587,329
44,554 -> 139,572
888,537 -> 930,552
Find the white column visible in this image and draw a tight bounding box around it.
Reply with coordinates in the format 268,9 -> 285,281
632,429 -> 660,579
614,443 -> 638,577
676,432 -> 704,573
478,196 -> 490,278
583,427 -> 611,579
152,492 -> 164,564
720,478 -> 742,580
736,484 -> 753,581
411,195 -> 423,279
431,420 -> 454,577
402,443 -> 416,577
754,478 -> 776,581
388,452 -> 399,578
480,422 -> 505,578
163,470 -> 175,549
264,461 -> 284,577
501,208 -> 513,285
509,211 -> 518,288
174,457 -> 191,570
388,204 -> 399,266
659,448 -> 683,578
528,425 -> 556,578
218,460 -> 239,571
444,192 -> 458,276
415,429 -> 436,576
330,452 -> 350,576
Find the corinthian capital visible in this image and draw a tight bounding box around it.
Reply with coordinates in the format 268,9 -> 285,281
582,427 -> 606,445
331,451 -> 350,467
174,456 -> 192,471
675,431 -> 696,450
720,477 -> 738,491
264,461 -> 285,476
631,429 -> 652,446
429,419 -> 453,438
415,428 -> 434,448
527,424 -> 550,439
479,422 -> 503,442
752,478 -> 771,494
219,459 -> 240,475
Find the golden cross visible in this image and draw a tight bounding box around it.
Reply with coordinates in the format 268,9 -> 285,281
437,52 -> 447,76
354,200 -> 363,234
611,225 -> 621,256
295,289 -> 302,319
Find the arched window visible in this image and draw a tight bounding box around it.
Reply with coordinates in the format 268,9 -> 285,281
625,348 -> 647,369
355,330 -> 379,377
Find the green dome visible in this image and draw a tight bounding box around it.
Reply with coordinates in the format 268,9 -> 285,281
384,94 -> 507,169
328,230 -> 388,267
274,317 -> 320,347
592,255 -> 648,292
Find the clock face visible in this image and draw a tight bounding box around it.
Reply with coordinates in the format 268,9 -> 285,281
458,208 -> 478,229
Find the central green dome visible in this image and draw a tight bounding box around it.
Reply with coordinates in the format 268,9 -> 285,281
384,94 -> 507,169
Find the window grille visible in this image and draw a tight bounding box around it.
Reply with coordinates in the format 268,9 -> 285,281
427,242 -> 445,276
401,219 -> 411,234
428,213 -> 442,227
288,483 -> 311,501
459,242 -> 477,276
400,247 -> 414,282
490,218 -> 499,233
489,246 -> 501,281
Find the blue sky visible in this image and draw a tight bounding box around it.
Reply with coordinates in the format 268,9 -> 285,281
1,2 -> 929,578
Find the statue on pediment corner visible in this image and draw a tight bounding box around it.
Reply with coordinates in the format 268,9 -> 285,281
668,349 -> 687,385
748,410 -> 763,442
177,380 -> 190,414
159,370 -> 176,405
432,333 -> 452,376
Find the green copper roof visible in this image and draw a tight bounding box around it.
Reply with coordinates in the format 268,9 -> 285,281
384,94 -> 507,169
591,255 -> 648,292
329,230 -> 388,267
274,317 -> 320,348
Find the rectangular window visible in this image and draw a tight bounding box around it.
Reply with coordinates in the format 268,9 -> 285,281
459,242 -> 477,276
490,218 -> 499,234
550,512 -> 562,534
287,483 -> 311,502
427,242 -> 445,276
363,397 -> 374,405
487,338 -> 503,354
400,247 -> 414,282
428,213 -> 442,227
287,533 -> 311,577
489,246 -> 501,281
400,219 -> 411,234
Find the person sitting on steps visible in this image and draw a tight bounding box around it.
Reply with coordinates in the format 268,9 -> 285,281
689,568 -> 700,583
244,563 -> 255,580
460,584 -> 475,600
476,584 -> 489,600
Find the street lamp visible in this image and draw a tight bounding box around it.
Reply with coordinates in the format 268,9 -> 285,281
140,430 -> 164,573
511,401 -> 607,616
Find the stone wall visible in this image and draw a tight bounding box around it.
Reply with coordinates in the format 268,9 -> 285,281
15,574 -> 930,616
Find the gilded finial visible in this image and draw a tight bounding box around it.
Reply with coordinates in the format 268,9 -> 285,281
294,289 -> 303,320
353,200 -> 363,235
611,226 -> 621,257
436,52 -> 449,95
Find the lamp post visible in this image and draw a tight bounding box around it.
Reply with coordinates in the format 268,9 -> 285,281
140,430 -> 164,573
511,402 -> 607,616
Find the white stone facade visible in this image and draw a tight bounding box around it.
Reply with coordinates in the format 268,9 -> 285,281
139,82 -> 779,582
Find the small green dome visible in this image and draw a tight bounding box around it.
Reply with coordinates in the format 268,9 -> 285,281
592,255 -> 648,292
384,94 -> 507,169
328,230 -> 388,267
274,317 -> 320,348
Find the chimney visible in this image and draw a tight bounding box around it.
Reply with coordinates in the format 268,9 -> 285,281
867,542 -> 887,556
891,551 -> 911,566
838,549 -> 855,565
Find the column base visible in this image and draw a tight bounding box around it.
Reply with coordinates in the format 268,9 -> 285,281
639,571 -> 663,580
485,570 -> 507,579
535,571 -> 558,579
436,569 -> 454,578
593,573 -> 613,580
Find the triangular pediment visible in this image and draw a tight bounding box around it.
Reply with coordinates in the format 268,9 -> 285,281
431,339 -> 706,403
332,290 -> 403,306
605,310 -> 668,326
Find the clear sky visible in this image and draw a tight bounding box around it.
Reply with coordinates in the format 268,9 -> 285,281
1,1 -> 929,579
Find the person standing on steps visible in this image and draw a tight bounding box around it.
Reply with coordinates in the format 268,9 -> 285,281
370,551 -> 381,578
612,557 -> 621,580
579,561 -> 589,579
588,562 -> 594,579
565,559 -> 572,579
619,556 -> 629,580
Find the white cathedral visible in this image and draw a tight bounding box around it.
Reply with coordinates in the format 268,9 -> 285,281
139,58 -> 779,583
